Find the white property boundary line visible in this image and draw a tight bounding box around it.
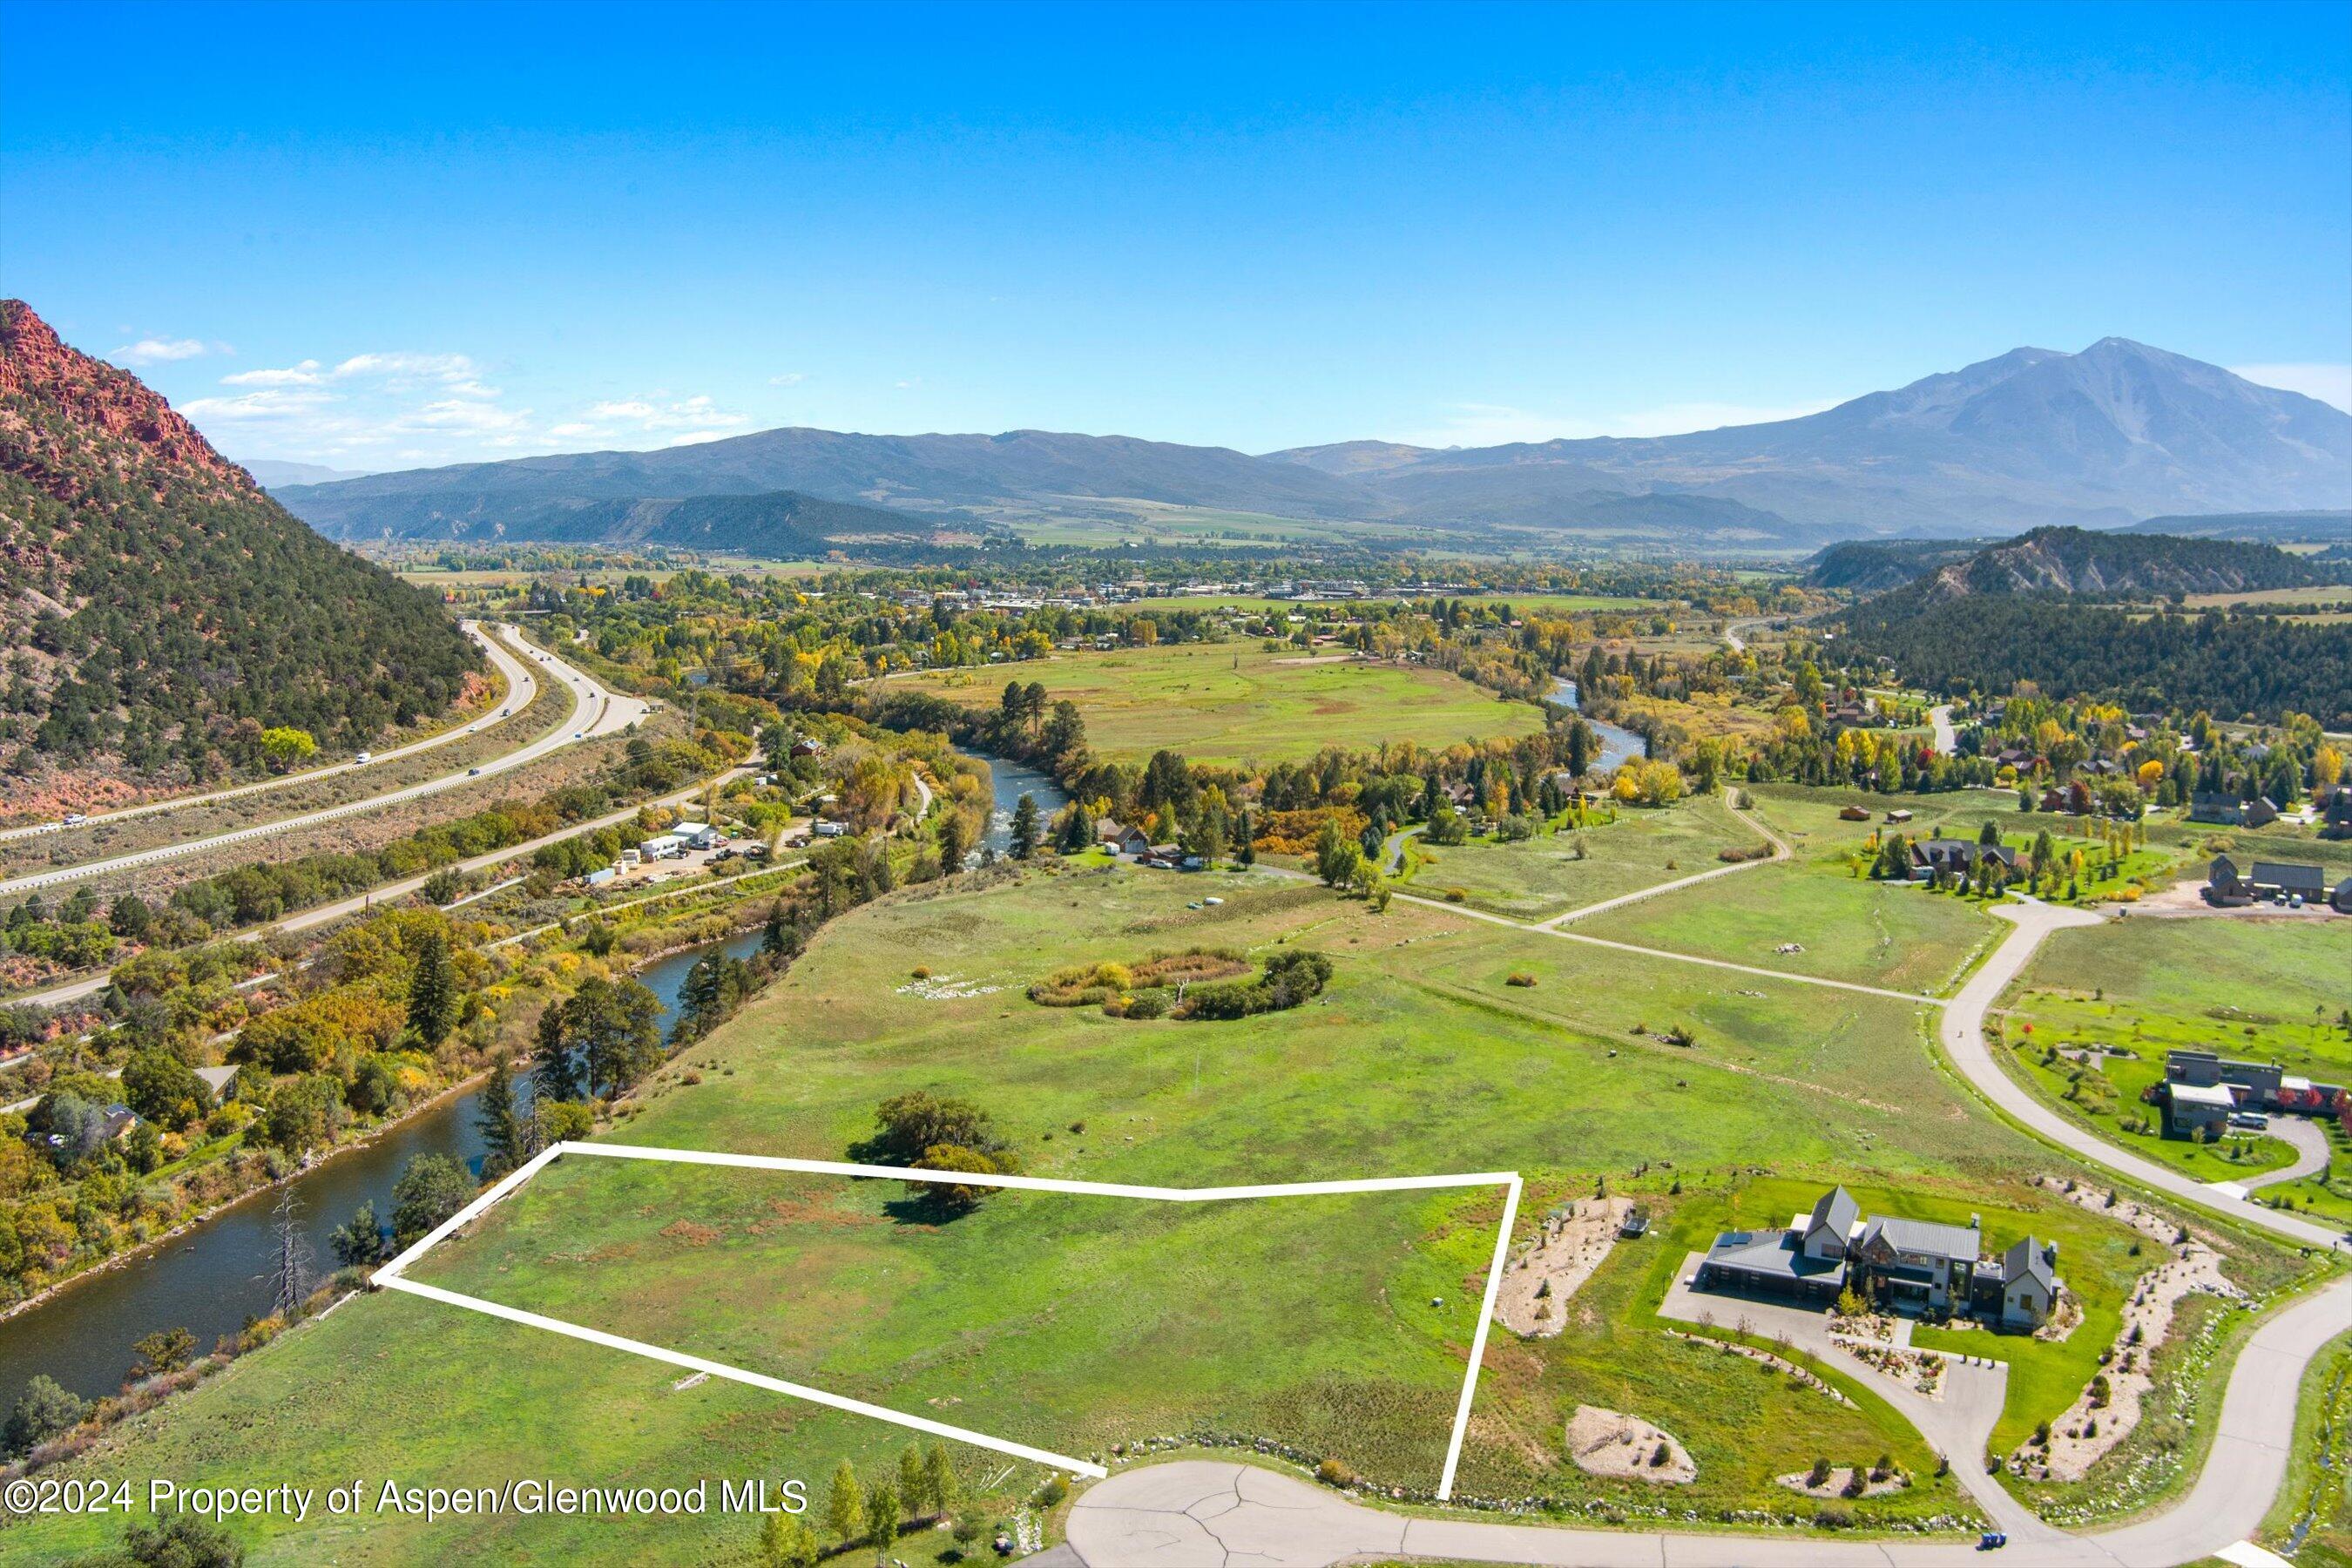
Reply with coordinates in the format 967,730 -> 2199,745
373,1141 -> 1524,1497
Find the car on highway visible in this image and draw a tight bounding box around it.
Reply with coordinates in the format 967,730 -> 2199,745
468,767 -> 483,776
62,813 -> 87,827
355,751 -> 372,764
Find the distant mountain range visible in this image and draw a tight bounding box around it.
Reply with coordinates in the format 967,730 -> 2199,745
247,458 -> 372,489
2117,509 -> 2352,542
1813,525 -> 2340,602
274,338 -> 2352,552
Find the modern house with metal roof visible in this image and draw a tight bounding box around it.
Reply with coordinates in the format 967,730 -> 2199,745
1696,1186 -> 2063,1328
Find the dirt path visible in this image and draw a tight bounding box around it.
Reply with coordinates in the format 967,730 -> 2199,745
1536,786 -> 1791,928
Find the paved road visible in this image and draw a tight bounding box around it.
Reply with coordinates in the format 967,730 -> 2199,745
13,763 -> 754,1012
1940,900 -> 2339,1250
0,620 -> 536,845
1537,787 -> 1789,928
1930,703 -> 1958,755
1068,889 -> 2348,1567
0,627 -> 650,902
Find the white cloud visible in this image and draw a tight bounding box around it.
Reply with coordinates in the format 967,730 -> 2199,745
331,351 -> 482,383
767,371 -> 808,386
220,360 -> 325,387
2230,362 -> 2352,413
113,336 -> 208,365
181,344 -> 748,464
1396,398 -> 1836,449
180,388 -> 335,421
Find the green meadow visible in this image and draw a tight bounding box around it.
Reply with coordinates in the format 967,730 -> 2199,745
1410,793 -> 1762,922
896,641 -> 1546,766
2,858 -> 2318,1562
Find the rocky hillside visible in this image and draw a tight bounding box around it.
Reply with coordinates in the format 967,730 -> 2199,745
1906,526 -> 2335,603
0,301 -> 482,814
1801,537 -> 1984,592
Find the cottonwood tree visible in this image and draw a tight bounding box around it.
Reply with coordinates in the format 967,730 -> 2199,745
824,1460 -> 864,1547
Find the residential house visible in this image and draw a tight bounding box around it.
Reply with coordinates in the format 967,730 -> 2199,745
2322,789 -> 2352,841
1100,822 -> 1152,857
1848,1214 -> 1984,1313
2161,1080 -> 2235,1139
2254,861 -> 2329,904
1908,840 -> 2016,882
1979,1237 -> 2061,1329
2166,1048 -> 2284,1103
2189,794 -> 2280,828
1697,1185 -> 2060,1328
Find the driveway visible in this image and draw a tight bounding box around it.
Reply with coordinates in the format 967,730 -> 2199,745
1654,1254 -> 2035,1538
2209,1115 -> 2330,1197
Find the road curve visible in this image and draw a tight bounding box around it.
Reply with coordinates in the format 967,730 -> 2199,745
0,620 -> 535,844
0,627 -> 650,902
1063,894 -> 2348,1568
1941,900 -> 2339,1250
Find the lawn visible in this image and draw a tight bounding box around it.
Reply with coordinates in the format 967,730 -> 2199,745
2,862 -> 2317,1561
892,641 -> 1547,766
1996,915 -> 2352,1193
1409,794 -> 1763,922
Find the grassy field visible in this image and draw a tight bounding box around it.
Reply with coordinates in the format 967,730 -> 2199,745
1571,787 -> 2011,995
895,642 -> 1547,766
1996,916 -> 2352,1193
1409,794 -> 1764,922
3,863 -> 2316,1561
2259,1328 -> 2352,1565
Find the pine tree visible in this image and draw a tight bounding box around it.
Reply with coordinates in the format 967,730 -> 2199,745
406,929 -> 459,1047
761,899 -> 793,958
476,1058 -> 524,1179
534,1000 -> 583,1101
1008,793 -> 1039,860
938,811 -> 971,875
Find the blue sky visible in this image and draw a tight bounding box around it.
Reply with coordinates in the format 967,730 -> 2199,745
3,0 -> 2347,470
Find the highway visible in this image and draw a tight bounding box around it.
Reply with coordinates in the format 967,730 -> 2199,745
0,625 -> 650,902
0,619 -> 533,844
11,761 -> 754,1013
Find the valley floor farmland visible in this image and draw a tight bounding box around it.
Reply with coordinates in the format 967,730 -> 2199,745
891,640 -> 1546,766
3,855 -> 2308,1563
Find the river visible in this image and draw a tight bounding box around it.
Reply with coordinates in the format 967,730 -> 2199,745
0,929 -> 764,1411
974,752 -> 1073,853
1550,677 -> 1646,774
0,751 -> 1060,1413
